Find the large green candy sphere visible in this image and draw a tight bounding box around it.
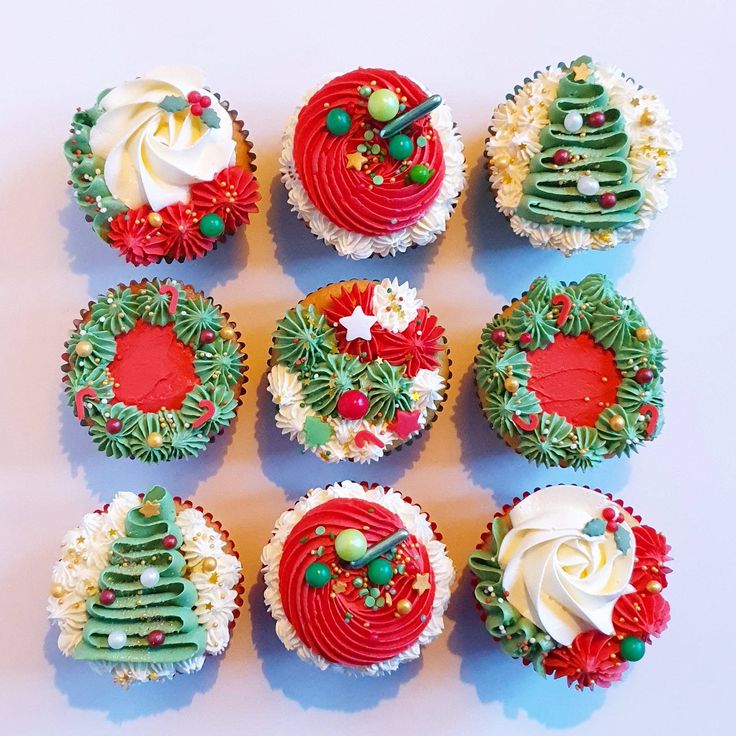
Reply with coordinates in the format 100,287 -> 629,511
326,107 -> 351,135
334,529 -> 367,562
388,134 -> 414,161
409,164 -> 432,185
619,636 -> 646,662
367,558 -> 393,586
199,213 -> 225,238
304,562 -> 331,588
368,89 -> 400,122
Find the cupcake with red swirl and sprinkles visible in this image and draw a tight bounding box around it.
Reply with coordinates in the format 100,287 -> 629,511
64,66 -> 260,264
261,481 -> 454,674
469,484 -> 672,690
267,279 -> 450,463
280,68 -> 465,259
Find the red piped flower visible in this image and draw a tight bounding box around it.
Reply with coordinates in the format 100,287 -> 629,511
322,283 -> 388,362
374,308 -> 445,378
158,202 -> 214,261
190,166 -> 261,234
544,631 -> 627,690
630,525 -> 672,592
613,592 -> 671,643
107,207 -> 167,266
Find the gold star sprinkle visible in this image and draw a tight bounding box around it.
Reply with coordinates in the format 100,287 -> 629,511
412,572 -> 431,595
333,581 -> 347,595
138,500 -> 160,518
346,151 -> 367,171
571,62 -> 592,82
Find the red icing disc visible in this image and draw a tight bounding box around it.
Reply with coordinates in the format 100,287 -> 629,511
109,321 -> 199,413
279,498 -> 436,666
292,68 -> 445,236
526,333 -> 622,427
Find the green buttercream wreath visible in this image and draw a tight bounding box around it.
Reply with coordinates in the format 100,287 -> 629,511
63,278 -> 247,462
475,274 -> 664,468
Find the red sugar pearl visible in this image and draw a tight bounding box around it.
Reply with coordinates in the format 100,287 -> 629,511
599,192 -> 617,209
148,630 -> 165,647
635,368 -> 654,385
99,589 -> 116,606
552,149 -> 571,166
200,96 -> 211,108
491,328 -> 507,345
187,91 -> 201,104
337,390 -> 369,420
519,332 -> 532,346
200,329 -> 216,345
587,111 -> 606,128
105,418 -> 122,435
602,507 -> 617,521
162,535 -> 177,550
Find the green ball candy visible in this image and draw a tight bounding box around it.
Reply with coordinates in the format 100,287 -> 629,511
619,636 -> 646,662
409,164 -> 432,185
326,107 -> 351,136
199,213 -> 225,238
304,562 -> 331,588
334,529 -> 367,562
367,89 -> 400,122
367,558 -> 393,586
388,134 -> 414,161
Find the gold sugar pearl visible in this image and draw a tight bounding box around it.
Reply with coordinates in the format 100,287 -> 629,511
608,415 -> 626,432
202,557 -> 218,572
636,326 -> 652,342
50,583 -> 65,598
147,212 -> 163,227
504,377 -> 520,394
146,432 -> 163,448
75,340 -> 93,358
640,109 -> 657,126
220,326 -> 235,341
646,580 -> 663,594
396,599 -> 412,616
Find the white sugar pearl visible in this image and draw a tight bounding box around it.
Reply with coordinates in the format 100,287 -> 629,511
564,112 -> 584,133
577,175 -> 601,196
140,567 -> 160,588
107,630 -> 127,649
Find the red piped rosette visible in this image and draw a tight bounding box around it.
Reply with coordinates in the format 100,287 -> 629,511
470,485 -> 672,691
262,481 -> 454,674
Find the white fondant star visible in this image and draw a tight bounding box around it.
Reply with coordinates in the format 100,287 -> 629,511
339,306 -> 377,341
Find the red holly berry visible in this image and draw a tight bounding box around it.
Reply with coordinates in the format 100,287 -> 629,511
105,418 -> 123,435
162,535 -> 177,550
99,589 -> 116,606
200,329 -> 216,345
519,332 -> 532,346
200,96 -> 211,108
602,507 -> 616,521
587,111 -> 606,128
606,520 -> 619,532
337,390 -> 369,420
187,91 -> 201,104
190,103 -> 203,116
599,192 -> 617,209
635,368 -> 654,384
544,630 -> 627,690
147,630 -> 165,647
552,149 -> 571,166
490,328 -> 507,345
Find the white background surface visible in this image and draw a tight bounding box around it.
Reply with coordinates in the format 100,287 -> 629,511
2,1 -> 733,733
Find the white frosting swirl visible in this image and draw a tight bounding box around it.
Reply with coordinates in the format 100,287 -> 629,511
372,278 -> 422,333
499,485 -> 636,646
90,66 -> 236,211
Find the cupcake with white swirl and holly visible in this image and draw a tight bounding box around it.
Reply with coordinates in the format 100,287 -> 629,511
280,67 -> 466,259
48,486 -> 244,686
267,279 -> 450,463
65,66 -> 260,264
469,484 -> 672,690
487,55 -> 681,255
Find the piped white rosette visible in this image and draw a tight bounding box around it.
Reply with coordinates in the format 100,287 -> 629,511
261,481 -> 455,675
499,485 -> 637,646
47,492 -> 242,684
268,279 -> 446,463
486,64 -> 681,255
280,73 -> 466,259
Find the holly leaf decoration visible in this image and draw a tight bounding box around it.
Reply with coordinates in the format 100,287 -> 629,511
200,107 -> 221,129
614,526 -> 631,554
582,518 -> 605,536
159,95 -> 189,113
303,416 -> 332,447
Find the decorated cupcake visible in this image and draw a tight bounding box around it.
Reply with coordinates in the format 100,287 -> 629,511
280,68 -> 465,259
262,481 -> 454,674
63,278 -> 247,461
487,55 -> 681,254
469,484 -> 672,690
64,66 -> 260,264
475,275 -> 664,468
48,486 -> 243,686
267,279 -> 450,463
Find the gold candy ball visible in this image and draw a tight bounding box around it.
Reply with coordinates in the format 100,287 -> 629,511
220,326 -> 235,341
148,212 -> 163,228
75,340 -> 93,357
202,557 -> 218,572
504,376 -> 520,393
396,599 -> 412,616
635,326 -> 652,342
640,109 -> 657,126
494,153 -> 510,169
608,415 -> 626,432
646,580 -> 663,594
50,583 -> 65,598
146,432 -> 163,448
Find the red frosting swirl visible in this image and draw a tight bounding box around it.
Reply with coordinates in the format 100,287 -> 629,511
292,68 -> 445,236
279,498 -> 436,666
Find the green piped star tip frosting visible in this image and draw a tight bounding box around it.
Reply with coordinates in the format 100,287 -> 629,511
475,275 -> 665,468
487,55 -> 681,254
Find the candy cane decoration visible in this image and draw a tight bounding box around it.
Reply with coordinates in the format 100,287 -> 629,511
640,404 -> 659,437
551,293 -> 573,327
159,284 -> 179,315
512,413 -> 540,432
75,387 -> 97,420
191,400 -> 215,429
354,430 -> 385,449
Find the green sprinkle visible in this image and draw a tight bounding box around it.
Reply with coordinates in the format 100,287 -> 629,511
399,103 -> 406,111
368,508 -> 375,513
329,532 -> 335,540
372,175 -> 384,185
345,612 -> 354,619
316,545 -> 325,557
364,596 -> 376,608
352,577 -> 363,588
357,143 -> 367,153
370,587 -> 380,597
417,136 -> 427,147
376,597 -> 386,608
359,588 -> 369,598
397,564 -> 405,574
359,85 -> 372,97
370,143 -> 381,155
364,130 -> 374,140
315,526 -> 326,536
299,536 -> 309,544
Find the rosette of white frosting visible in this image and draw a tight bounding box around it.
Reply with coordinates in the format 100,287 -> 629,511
90,66 -> 236,211
372,278 -> 422,332
499,485 -> 636,646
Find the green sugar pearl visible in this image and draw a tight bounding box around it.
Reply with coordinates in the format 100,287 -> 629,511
304,562 -> 331,588
367,558 -> 393,586
409,164 -> 432,185
368,89 -> 400,122
326,107 -> 351,135
388,134 -> 414,161
199,213 -> 224,238
334,528 -> 367,562
619,636 -> 646,662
